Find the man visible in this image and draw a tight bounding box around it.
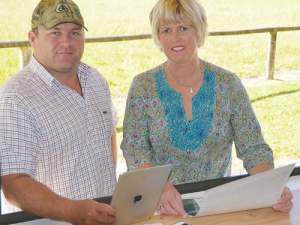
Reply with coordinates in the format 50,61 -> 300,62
0,0 -> 117,224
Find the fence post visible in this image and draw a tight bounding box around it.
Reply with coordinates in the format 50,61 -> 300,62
20,47 -> 32,69
266,31 -> 277,80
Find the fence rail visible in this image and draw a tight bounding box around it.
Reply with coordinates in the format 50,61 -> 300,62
1,26 -> 300,79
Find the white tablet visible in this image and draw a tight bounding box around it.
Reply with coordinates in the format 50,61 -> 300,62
111,164 -> 172,225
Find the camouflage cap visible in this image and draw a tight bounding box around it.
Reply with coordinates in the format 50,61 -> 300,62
31,0 -> 88,31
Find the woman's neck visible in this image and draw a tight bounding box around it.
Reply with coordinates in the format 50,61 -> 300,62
167,57 -> 201,83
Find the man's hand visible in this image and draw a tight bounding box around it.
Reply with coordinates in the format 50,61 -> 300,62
156,182 -> 187,218
67,199 -> 116,225
272,186 -> 294,213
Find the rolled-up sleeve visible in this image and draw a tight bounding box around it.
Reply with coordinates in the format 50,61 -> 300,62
121,77 -> 153,170
230,75 -> 274,172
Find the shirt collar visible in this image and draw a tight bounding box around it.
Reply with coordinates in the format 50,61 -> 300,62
29,56 -> 91,89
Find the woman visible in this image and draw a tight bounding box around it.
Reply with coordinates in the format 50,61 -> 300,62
121,0 -> 293,217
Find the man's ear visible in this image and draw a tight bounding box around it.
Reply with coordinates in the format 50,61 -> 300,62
28,30 -> 37,48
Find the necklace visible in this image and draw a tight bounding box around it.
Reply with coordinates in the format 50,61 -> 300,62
167,59 -> 204,95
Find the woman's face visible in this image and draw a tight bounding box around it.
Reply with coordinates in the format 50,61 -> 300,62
158,20 -> 199,65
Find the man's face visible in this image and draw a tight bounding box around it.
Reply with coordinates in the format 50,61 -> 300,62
29,23 -> 85,77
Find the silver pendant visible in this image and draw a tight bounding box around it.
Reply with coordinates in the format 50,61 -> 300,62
190,87 -> 194,95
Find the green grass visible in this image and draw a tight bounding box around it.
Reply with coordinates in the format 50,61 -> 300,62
1,0 -> 300,89
247,82 -> 300,159
0,0 -> 300,160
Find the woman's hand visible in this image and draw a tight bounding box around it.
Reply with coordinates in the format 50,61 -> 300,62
272,186 -> 293,213
249,164 -> 294,213
156,182 -> 187,218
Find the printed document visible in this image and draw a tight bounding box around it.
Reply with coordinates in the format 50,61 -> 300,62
182,163 -> 295,217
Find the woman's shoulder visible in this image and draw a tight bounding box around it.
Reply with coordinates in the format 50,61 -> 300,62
131,63 -> 164,86
135,63 -> 163,79
204,60 -> 241,85
127,63 -> 164,99
204,60 -> 235,76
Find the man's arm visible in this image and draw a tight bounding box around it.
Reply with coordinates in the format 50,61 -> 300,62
111,128 -> 118,168
1,173 -> 116,225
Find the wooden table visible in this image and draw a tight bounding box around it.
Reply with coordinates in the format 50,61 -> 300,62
133,189 -> 300,225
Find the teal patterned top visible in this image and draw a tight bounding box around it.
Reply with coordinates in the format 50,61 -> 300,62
121,61 -> 274,185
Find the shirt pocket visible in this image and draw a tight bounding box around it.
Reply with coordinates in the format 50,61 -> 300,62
89,101 -> 113,147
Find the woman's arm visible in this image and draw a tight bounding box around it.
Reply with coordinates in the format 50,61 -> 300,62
133,163 -> 187,218
248,162 -> 274,175
121,75 -> 154,169
229,74 -> 274,172
229,75 -> 292,213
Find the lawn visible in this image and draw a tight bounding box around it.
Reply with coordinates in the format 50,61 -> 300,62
0,0 -> 299,161
248,82 -> 300,159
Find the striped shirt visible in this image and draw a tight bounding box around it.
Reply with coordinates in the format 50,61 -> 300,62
0,56 -> 118,213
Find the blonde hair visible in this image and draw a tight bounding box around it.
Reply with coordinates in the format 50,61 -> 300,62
149,0 -> 208,50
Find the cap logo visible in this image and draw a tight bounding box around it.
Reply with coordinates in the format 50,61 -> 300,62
56,3 -> 71,13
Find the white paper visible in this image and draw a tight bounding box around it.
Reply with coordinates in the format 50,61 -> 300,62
12,219 -> 71,225
182,163 -> 295,217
